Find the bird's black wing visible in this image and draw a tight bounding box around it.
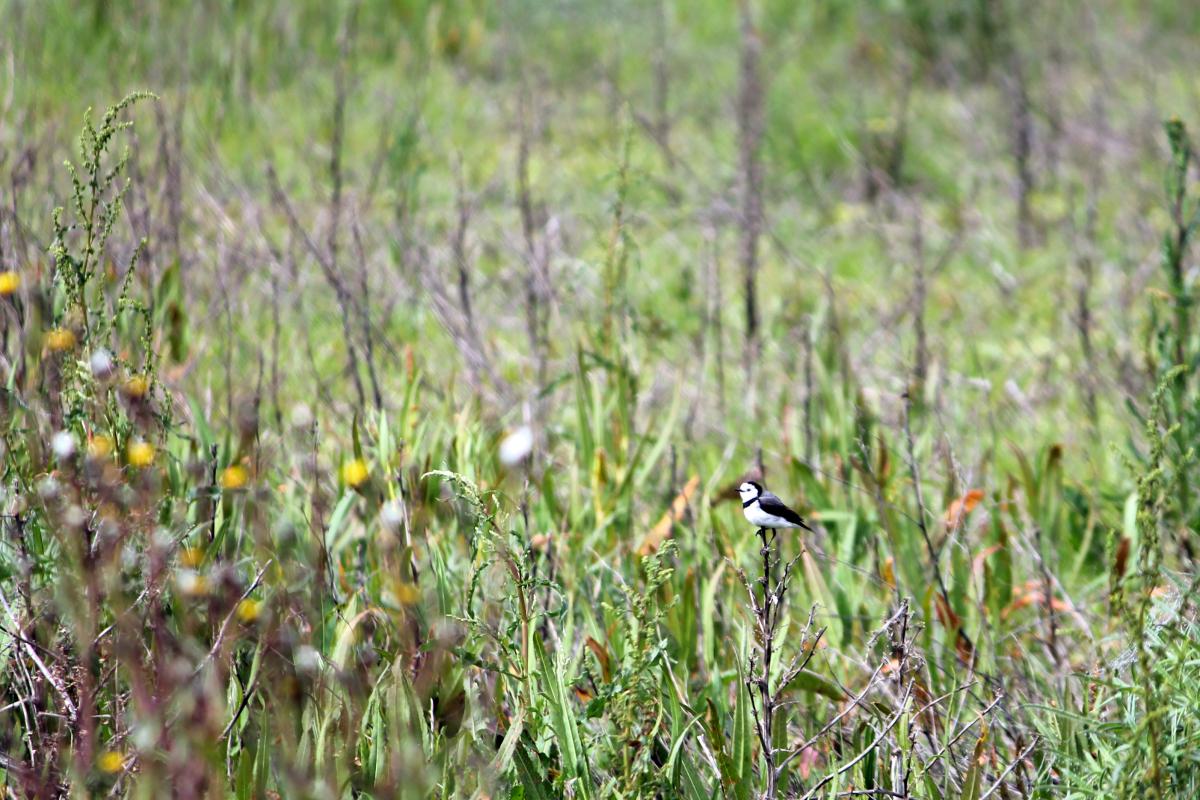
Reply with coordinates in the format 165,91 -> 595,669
759,494 -> 813,531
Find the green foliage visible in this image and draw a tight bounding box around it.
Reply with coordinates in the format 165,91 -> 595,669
2,3 -> 1200,798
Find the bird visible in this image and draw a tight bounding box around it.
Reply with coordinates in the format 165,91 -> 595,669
737,481 -> 813,531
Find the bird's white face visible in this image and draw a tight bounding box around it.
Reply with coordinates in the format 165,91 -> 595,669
737,482 -> 760,500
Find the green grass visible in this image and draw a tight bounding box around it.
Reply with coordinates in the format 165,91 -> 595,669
3,0 -> 1200,797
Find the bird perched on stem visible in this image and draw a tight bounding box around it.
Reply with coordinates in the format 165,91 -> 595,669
737,481 -> 813,531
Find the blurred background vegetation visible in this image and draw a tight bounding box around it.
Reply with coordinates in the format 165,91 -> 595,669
3,0 -> 1200,797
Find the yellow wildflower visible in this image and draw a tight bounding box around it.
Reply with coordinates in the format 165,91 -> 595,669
393,581 -> 421,606
180,546 -> 204,568
126,440 -> 155,467
236,598 -> 261,624
123,375 -> 149,398
220,465 -> 249,490
0,271 -> 19,295
88,435 -> 114,459
341,458 -> 369,488
97,750 -> 125,774
46,328 -> 76,352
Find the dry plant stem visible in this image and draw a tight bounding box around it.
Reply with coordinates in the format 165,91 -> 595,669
0,584 -> 77,721
350,223 -> 383,408
737,0 -> 763,376
1074,178 -> 1099,425
1032,524 -> 1061,667
777,659 -> 886,771
901,390 -> 972,658
515,84 -> 550,442
652,0 -> 673,168
266,166 -> 366,409
978,736 -> 1039,800
739,527 -> 816,799
192,560 -> 271,677
799,681 -> 915,800
911,209 -> 928,396
803,320 -> 815,463
1007,52 -> 1035,250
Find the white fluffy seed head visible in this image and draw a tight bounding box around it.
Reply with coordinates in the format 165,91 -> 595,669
90,348 -> 114,379
51,431 -> 76,459
380,499 -> 405,532
499,426 -> 534,466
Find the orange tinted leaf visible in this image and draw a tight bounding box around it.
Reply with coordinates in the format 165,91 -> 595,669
638,475 -> 700,555
585,636 -> 612,682
1002,590 -> 1070,619
880,557 -> 896,589
972,545 -> 1003,581
944,489 -> 985,529
934,591 -> 962,630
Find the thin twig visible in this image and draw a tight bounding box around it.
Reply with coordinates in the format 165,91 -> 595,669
799,682 -> 915,800
192,561 -> 271,677
978,736 -> 1039,800
0,585 -> 77,721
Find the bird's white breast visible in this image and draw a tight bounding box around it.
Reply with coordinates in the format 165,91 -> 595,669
743,501 -> 800,529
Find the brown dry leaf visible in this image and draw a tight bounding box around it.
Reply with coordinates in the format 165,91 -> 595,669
638,474 -> 701,555
585,636 -> 612,682
971,544 -> 1003,582
943,489 -> 985,529
1001,590 -> 1070,619
1113,536 -> 1130,581
955,628 -> 976,666
933,591 -> 962,631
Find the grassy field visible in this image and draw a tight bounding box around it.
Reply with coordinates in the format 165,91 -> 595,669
3,1 -> 1200,797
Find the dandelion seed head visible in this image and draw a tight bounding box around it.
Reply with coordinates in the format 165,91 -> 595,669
294,645 -> 321,673
51,431 -> 76,459
90,348 -> 115,380
499,426 -> 534,466
63,505 -> 87,528
36,476 -> 60,500
289,403 -> 314,429
380,499 -> 405,532
175,569 -> 207,597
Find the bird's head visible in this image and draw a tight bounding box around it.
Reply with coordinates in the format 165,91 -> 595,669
737,481 -> 763,501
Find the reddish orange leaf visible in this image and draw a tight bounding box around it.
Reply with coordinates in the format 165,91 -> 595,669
638,475 -> 701,555
943,489 -> 985,529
